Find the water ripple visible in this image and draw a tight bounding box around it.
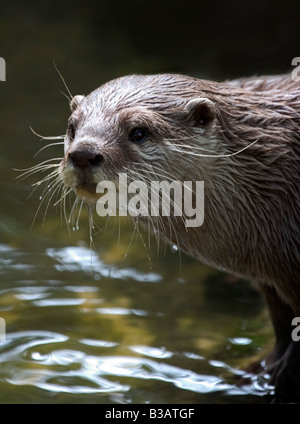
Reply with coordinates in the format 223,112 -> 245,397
46,246 -> 162,283
0,242 -> 270,402
0,332 -> 237,397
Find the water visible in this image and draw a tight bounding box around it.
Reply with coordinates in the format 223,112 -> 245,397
0,8 -> 275,404
0,213 -> 274,403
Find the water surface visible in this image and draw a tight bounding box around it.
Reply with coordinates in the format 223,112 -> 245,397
0,195 -> 274,404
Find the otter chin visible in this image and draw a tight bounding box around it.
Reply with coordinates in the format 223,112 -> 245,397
73,186 -> 99,203
58,73 -> 300,403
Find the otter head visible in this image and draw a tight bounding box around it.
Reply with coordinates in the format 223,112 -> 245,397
59,74 -> 217,205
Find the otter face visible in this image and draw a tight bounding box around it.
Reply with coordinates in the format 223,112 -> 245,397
59,75 -> 216,204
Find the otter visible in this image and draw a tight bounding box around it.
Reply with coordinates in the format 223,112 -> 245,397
58,73 -> 300,402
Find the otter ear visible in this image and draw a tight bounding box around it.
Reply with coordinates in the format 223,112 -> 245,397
185,97 -> 215,128
70,95 -> 85,112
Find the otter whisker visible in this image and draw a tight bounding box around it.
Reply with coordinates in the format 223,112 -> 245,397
68,197 -> 81,229
33,142 -> 65,158
14,161 -> 60,179
119,218 -> 137,266
30,176 -> 62,229
33,170 -> 59,191
61,187 -> 75,233
127,165 -> 190,260
15,164 -> 60,183
168,139 -> 259,158
133,216 -> 152,268
122,169 -> 159,254
26,171 -> 60,201
119,215 -> 147,267
40,179 -> 64,227
128,168 -> 183,257
162,132 -> 260,159
163,136 -> 213,151
54,187 -> 74,208
76,200 -> 84,230
17,158 -> 62,172
31,169 -> 60,187
85,203 -> 99,269
53,61 -> 73,102
29,126 -> 65,141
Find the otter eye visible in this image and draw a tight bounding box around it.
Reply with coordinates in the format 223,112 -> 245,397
67,123 -> 76,141
128,128 -> 147,143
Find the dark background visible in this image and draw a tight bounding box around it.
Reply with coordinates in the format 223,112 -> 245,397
1,0 -> 300,85
1,0 -> 299,154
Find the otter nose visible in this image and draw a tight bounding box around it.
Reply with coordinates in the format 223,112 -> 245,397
68,150 -> 103,169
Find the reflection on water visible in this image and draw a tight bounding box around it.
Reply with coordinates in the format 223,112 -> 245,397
47,246 -> 162,283
0,232 -> 274,403
1,329 -> 267,400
